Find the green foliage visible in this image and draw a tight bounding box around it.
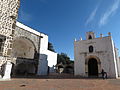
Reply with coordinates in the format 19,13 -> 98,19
48,42 -> 55,52
57,53 -> 74,65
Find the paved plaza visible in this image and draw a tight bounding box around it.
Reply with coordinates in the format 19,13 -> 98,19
0,77 -> 120,90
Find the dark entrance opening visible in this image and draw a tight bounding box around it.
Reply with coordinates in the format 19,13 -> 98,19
15,63 -> 36,76
88,58 -> 98,76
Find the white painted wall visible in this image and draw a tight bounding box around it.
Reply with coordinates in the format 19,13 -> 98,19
115,48 -> 120,77
40,33 -> 48,54
46,50 -> 57,67
39,34 -> 57,73
16,22 -> 41,36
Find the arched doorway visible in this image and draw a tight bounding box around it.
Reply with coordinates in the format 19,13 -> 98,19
88,58 -> 98,76
11,37 -> 37,76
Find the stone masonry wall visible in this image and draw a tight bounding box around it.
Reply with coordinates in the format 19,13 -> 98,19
14,26 -> 40,52
0,0 -> 20,65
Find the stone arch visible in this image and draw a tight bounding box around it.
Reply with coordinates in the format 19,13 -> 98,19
13,36 -> 37,50
85,55 -> 101,77
12,36 -> 37,59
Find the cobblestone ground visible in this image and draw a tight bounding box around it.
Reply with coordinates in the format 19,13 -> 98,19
0,77 -> 120,90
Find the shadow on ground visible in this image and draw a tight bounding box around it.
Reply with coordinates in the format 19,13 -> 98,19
12,73 -> 104,79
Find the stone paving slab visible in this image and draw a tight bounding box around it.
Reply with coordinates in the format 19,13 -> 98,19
0,78 -> 120,90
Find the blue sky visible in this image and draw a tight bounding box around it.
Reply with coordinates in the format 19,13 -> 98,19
18,0 -> 120,60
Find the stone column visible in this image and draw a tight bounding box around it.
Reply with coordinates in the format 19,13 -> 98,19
0,0 -> 20,79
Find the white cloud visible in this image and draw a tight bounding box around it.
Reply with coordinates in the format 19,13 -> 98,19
99,0 -> 120,26
18,10 -> 32,22
85,6 -> 98,26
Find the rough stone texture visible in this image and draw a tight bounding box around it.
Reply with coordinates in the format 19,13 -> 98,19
74,32 -> 120,78
0,0 -> 20,67
0,0 -> 20,79
0,0 -> 20,56
14,26 -> 40,52
14,22 -> 57,75
0,0 -> 57,77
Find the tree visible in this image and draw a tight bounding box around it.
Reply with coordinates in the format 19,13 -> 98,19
48,42 -> 55,52
57,53 -> 72,65
57,53 -> 74,74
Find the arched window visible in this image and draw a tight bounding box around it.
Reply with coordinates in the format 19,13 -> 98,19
89,46 -> 93,53
88,35 -> 92,39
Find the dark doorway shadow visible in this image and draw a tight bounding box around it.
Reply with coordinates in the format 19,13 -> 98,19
88,58 -> 98,77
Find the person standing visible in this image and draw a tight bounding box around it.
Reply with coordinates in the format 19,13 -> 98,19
101,69 -> 105,79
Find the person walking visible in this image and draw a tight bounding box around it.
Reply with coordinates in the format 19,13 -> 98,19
101,69 -> 105,79
101,69 -> 107,79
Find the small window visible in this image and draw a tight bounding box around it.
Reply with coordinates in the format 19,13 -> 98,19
88,35 -> 92,39
89,46 -> 93,53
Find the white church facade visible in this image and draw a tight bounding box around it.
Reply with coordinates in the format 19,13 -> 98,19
74,32 -> 120,78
